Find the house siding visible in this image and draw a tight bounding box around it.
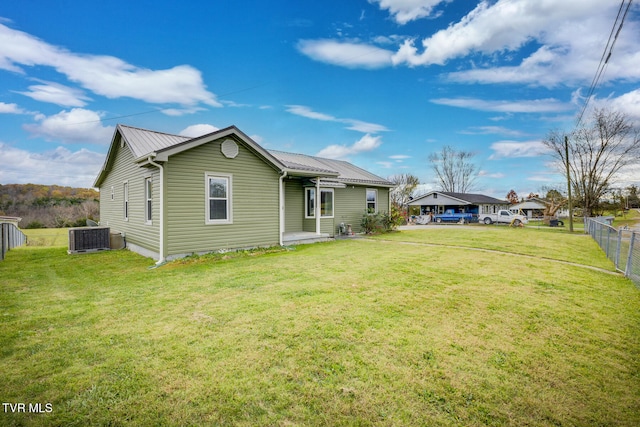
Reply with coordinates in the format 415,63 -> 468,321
164,136 -> 280,257
283,179 -> 303,233
334,185 -> 389,234
98,136 -> 160,254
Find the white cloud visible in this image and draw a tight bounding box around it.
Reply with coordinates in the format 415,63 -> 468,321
588,89 -> 640,125
296,39 -> 393,69
430,97 -> 572,113
489,140 -> 550,159
0,142 -> 104,187
286,105 -> 336,121
390,154 -> 410,160
179,124 -> 220,138
391,0 -> 640,87
17,80 -> 90,107
459,126 -> 527,137
0,22 -> 220,107
286,104 -> 389,134
0,102 -> 27,114
316,134 -> 383,159
370,0 -> 448,24
478,170 -> 506,179
23,108 -> 114,144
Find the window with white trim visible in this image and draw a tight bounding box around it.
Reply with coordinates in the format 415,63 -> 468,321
305,188 -> 333,218
206,173 -> 232,224
110,186 -> 114,201
366,189 -> 378,213
145,177 -> 152,224
123,182 -> 129,221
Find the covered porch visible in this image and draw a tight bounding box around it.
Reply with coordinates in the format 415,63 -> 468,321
282,231 -> 332,246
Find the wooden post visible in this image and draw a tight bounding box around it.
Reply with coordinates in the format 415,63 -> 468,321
565,135 -> 574,232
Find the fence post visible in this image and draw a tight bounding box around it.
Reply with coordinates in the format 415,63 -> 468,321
626,232 -> 636,278
615,229 -> 622,270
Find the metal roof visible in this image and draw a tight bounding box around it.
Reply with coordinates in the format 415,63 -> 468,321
269,150 -> 393,186
410,191 -> 507,205
118,124 -> 191,159
95,125 -> 394,188
440,192 -> 507,204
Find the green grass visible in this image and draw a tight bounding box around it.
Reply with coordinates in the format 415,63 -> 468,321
1,228 -> 639,426
376,226 -> 613,270
22,228 -> 68,247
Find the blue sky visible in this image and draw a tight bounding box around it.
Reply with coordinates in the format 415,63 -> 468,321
1,0 -> 639,198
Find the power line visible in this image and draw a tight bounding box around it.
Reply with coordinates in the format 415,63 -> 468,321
576,0 -> 633,127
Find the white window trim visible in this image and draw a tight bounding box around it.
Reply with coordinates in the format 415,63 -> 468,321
366,188 -> 378,214
144,177 -> 152,225
123,181 -> 129,221
305,187 -> 334,219
205,173 -> 233,225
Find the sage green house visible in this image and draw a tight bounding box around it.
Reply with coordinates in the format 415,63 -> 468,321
94,124 -> 394,263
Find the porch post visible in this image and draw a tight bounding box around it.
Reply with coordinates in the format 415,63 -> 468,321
316,177 -> 321,235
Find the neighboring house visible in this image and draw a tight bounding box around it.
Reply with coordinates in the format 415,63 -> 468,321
408,191 -> 509,215
509,198 -> 569,219
94,124 -> 393,263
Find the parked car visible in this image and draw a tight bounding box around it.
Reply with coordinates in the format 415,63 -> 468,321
478,209 -> 528,226
434,209 -> 475,224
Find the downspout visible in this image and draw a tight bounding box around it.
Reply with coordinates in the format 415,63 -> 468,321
279,171 -> 287,246
316,177 -> 321,235
147,156 -> 165,265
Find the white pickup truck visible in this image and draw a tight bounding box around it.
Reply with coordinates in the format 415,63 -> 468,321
478,209 -> 528,226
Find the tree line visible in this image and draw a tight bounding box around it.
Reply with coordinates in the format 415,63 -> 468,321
0,184 -> 99,228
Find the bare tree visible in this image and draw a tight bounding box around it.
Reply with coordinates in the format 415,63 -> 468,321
389,173 -> 420,217
429,145 -> 478,193
543,108 -> 640,217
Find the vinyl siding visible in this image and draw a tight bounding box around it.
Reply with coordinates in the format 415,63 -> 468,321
335,185 -> 390,233
164,136 -> 280,256
98,136 -> 160,254
283,178 -> 303,233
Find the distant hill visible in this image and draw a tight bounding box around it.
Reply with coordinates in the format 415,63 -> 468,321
0,183 -> 99,228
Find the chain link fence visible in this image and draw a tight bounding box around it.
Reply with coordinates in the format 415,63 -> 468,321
585,217 -> 639,286
1,223 -> 27,261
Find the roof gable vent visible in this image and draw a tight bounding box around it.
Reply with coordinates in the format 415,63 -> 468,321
221,139 -> 239,159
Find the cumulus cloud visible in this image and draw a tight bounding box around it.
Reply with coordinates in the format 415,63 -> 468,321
489,140 -> 550,159
297,39 -> 393,69
430,97 -> 572,113
0,22 -> 220,107
369,0 -> 448,24
23,108 -> 114,144
587,89 -> 640,125
0,142 -> 105,187
0,102 -> 28,114
286,104 -> 389,134
391,0 -> 640,86
316,134 -> 383,159
180,124 -> 220,138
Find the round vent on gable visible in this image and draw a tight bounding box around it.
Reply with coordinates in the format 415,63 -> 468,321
221,139 -> 239,159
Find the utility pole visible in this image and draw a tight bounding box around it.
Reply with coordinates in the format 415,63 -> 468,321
565,135 -> 574,232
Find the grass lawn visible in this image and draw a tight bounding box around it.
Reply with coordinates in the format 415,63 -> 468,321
22,228 -> 69,247
1,228 -> 639,426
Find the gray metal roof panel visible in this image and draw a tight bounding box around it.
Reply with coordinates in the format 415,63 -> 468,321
118,124 -> 190,159
269,150 -> 393,186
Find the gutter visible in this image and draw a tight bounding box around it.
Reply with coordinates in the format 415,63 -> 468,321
279,171 -> 287,246
147,156 -> 165,265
